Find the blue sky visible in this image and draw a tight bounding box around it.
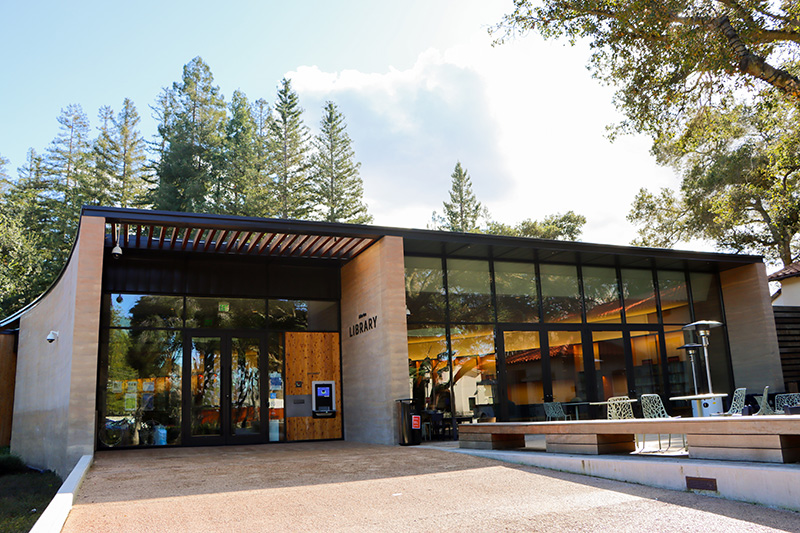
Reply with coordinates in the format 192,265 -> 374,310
0,1 -> 682,246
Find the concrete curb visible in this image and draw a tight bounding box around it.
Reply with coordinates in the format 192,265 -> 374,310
440,447 -> 800,512
30,454 -> 93,533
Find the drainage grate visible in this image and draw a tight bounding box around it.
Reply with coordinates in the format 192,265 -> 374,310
686,476 -> 717,491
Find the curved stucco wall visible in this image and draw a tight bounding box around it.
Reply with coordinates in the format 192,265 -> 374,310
11,216 -> 105,479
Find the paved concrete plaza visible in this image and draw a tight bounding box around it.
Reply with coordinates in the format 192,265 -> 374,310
62,441 -> 800,532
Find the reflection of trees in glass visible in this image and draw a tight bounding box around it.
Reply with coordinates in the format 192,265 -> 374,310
447,261 -> 493,322
186,298 -> 266,329
103,328 -> 182,446
541,266 -> 582,323
117,295 -> 183,328
404,259 -> 445,322
231,338 -> 260,431
495,266 -> 539,323
583,267 -> 622,323
191,337 -> 220,434
268,300 -> 308,330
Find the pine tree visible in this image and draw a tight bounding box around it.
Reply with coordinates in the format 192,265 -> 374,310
113,98 -> 150,208
310,101 -> 371,224
154,57 -> 227,213
269,78 -> 313,220
223,90 -> 259,216
435,162 -> 484,232
90,105 -> 116,206
249,97 -> 276,217
45,104 -> 93,246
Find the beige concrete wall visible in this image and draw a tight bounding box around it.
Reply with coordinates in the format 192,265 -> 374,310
720,263 -> 784,392
11,216 -> 105,479
340,236 -> 409,445
773,278 -> 800,306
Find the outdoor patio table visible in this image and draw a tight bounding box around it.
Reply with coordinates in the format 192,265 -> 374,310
669,393 -> 728,417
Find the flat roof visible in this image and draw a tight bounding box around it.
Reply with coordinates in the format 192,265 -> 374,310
86,206 -> 762,272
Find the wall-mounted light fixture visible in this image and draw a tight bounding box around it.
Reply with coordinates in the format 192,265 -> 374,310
46,330 -> 59,343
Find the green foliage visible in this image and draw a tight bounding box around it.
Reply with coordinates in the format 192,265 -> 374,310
629,93 -> 800,265
0,57 -> 369,318
310,101 -> 372,224
153,56 -> 227,213
485,211 -> 587,240
269,78 -> 313,220
495,1 -> 800,138
432,161 -> 485,232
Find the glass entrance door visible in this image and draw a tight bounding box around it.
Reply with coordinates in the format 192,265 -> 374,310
184,332 -> 266,444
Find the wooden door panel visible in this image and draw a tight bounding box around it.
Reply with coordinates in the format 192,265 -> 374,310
286,332 -> 341,441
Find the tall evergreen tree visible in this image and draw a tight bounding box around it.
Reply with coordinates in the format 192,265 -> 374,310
89,105 -> 116,207
223,89 -> 259,216
269,78 -> 313,220
154,57 -> 227,213
45,104 -> 93,247
113,98 -> 150,208
310,101 -> 372,224
0,149 -> 60,316
434,162 -> 484,232
249,97 -> 276,217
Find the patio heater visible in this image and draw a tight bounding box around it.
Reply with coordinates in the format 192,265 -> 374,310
676,343 -> 702,395
682,320 -> 723,393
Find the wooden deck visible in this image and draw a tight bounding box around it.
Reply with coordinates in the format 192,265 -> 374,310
458,416 -> 800,463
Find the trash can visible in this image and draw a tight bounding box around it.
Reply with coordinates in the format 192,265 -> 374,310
397,399 -> 422,446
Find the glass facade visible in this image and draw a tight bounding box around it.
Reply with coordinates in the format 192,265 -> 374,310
406,256 -> 730,428
98,294 -> 338,448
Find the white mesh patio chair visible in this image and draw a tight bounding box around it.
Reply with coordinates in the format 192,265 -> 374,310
754,386 -> 776,416
712,387 -> 746,416
640,394 -> 684,451
606,396 -> 639,449
543,401 -> 571,421
775,393 -> 800,414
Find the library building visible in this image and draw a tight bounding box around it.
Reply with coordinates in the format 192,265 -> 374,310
0,206 -> 785,478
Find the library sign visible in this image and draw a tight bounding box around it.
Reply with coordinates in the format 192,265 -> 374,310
348,312 -> 378,338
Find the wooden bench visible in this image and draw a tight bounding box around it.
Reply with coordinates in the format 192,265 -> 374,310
458,416 -> 800,463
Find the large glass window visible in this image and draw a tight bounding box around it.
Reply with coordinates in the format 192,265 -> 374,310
450,325 -> 496,421
548,331 -> 587,412
447,259 -> 493,322
268,299 -> 338,331
504,330 -> 543,421
106,294 -> 183,329
621,269 -> 657,324
664,326 -> 696,397
540,264 -> 581,323
582,267 -> 622,323
405,257 -> 446,322
186,297 -> 266,329
658,271 -> 691,324
630,331 -> 662,396
100,330 -> 182,447
494,261 -> 539,323
190,336 -> 222,436
592,331 -> 627,401
690,272 -> 723,322
407,324 -> 450,414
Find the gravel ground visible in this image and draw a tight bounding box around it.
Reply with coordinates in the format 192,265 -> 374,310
62,441 -> 800,533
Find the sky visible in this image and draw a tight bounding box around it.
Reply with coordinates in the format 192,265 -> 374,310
0,0 -> 686,248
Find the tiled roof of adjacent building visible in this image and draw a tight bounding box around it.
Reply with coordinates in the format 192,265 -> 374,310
768,262 -> 800,281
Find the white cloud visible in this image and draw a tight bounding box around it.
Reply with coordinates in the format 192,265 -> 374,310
289,31 -> 682,246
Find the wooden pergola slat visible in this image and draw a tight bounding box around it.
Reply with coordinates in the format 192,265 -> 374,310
236,231 -> 253,253
294,234 -> 321,257
226,231 -> 242,253
181,227 -> 193,250
203,229 -> 218,252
